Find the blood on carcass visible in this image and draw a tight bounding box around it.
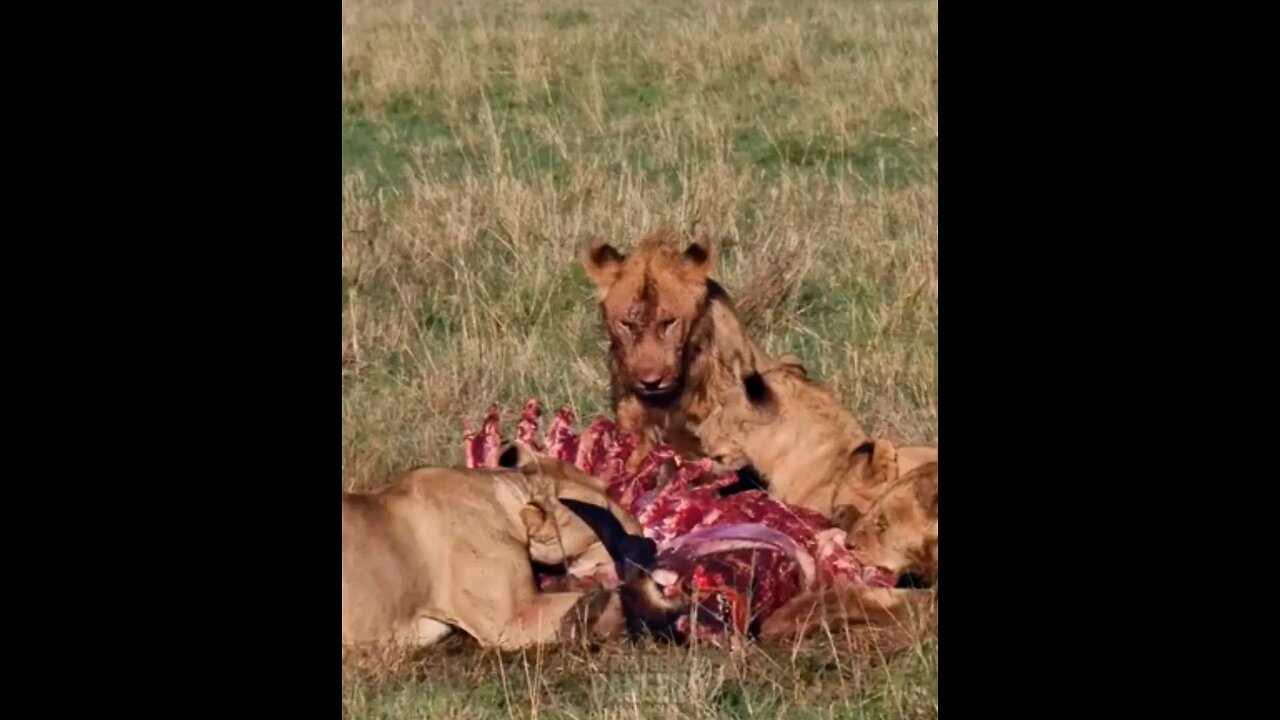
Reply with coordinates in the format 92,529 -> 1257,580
462,399 -> 896,640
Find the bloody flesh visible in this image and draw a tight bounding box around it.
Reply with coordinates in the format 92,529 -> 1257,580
463,400 -> 895,640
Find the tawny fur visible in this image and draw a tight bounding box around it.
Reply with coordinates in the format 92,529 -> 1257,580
763,462 -> 939,642
759,583 -> 935,644
694,356 -> 938,575
583,229 -> 766,468
695,357 -> 902,510
842,460 -> 939,585
341,443 -> 639,651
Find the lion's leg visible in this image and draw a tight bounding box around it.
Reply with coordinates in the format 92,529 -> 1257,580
554,586 -> 625,642
458,590 -> 622,650
445,586 -> 579,650
490,592 -> 588,650
616,397 -> 655,472
759,586 -> 933,640
390,616 -> 454,649
447,545 -> 624,650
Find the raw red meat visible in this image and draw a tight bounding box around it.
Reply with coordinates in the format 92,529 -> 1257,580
463,399 -> 895,642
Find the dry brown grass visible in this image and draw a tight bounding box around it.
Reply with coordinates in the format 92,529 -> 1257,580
342,0 -> 937,490
342,0 -> 937,715
342,610 -> 939,720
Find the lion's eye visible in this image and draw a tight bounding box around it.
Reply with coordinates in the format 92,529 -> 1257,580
658,318 -> 676,335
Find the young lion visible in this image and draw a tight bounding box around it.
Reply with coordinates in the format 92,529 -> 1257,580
840,459 -> 939,587
341,443 -> 644,651
583,229 -> 765,468
695,356 -> 935,522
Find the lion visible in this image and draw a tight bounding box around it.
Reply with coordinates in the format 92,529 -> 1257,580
696,353 -> 936,561
583,229 -> 766,468
694,355 -> 937,581
341,443 -> 645,651
838,459 -> 939,587
761,460 -> 939,642
694,356 -> 905,514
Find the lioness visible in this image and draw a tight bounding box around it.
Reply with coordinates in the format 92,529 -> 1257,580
696,356 -> 939,586
695,356 -> 933,518
758,583 -> 936,643
762,461 -> 939,640
341,443 -> 643,651
583,229 -> 765,468
839,460 -> 939,587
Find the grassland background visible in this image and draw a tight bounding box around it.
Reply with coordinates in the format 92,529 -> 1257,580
342,0 -> 938,716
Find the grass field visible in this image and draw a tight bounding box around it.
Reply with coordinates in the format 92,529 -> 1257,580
342,0 -> 938,716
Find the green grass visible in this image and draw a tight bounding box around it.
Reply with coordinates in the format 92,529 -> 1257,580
343,632 -> 939,719
342,0 -> 938,716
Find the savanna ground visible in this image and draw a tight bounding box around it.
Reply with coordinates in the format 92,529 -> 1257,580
342,0 -> 938,716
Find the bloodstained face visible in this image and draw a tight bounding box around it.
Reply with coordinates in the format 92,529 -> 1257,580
583,231 -> 714,408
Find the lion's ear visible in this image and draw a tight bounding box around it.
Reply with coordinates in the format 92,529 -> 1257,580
519,503 -> 557,543
742,370 -> 774,408
911,462 -> 939,520
498,441 -> 541,471
773,354 -> 809,378
584,236 -> 625,297
851,439 -> 899,486
723,351 -> 773,411
681,237 -> 715,282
